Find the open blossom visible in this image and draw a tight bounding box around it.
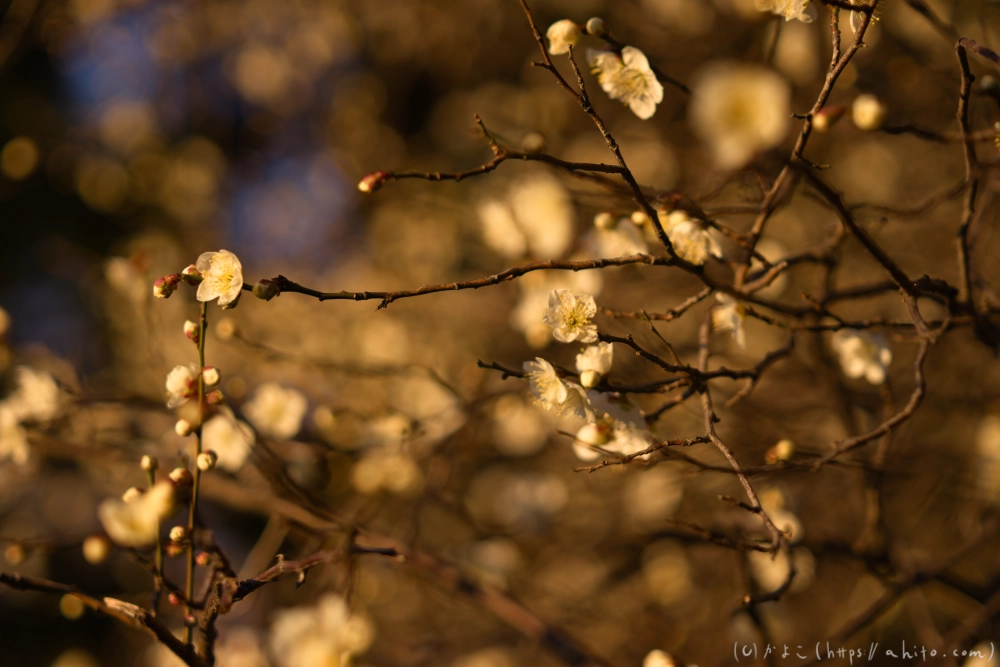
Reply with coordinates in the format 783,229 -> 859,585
663,210 -> 722,265
831,330 -> 892,385
97,480 -> 175,547
202,407 -> 255,472
165,364 -> 199,408
510,270 -> 603,348
242,382 -> 308,440
588,46 -> 664,119
690,62 -> 791,169
546,19 -> 581,55
195,250 -> 243,306
269,594 -> 374,667
755,0 -> 815,22
542,289 -> 598,343
523,358 -> 592,420
576,342 -> 614,388
712,293 -> 747,349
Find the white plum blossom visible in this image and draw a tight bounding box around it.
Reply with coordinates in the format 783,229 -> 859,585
202,407 -> 255,472
542,289 -> 598,343
196,249 -> 244,306
165,364 -> 199,408
546,19 -> 581,55
242,382 -> 308,440
523,358 -> 592,420
576,342 -> 614,388
831,330 -> 892,385
510,270 -> 603,348
97,480 -> 175,547
0,404 -> 29,465
573,422 -> 609,461
478,174 -> 575,259
755,0 -> 815,22
6,366 -> 61,423
690,62 -> 791,169
663,210 -> 722,265
594,219 -> 648,258
712,293 -> 747,349
268,594 -> 375,667
605,420 -> 652,458
587,46 -> 664,120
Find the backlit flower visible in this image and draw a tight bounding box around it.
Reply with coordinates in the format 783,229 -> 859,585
712,293 -> 747,349
594,219 -> 648,258
576,342 -> 613,388
663,210 -> 722,265
202,407 -> 255,472
542,289 -> 598,343
165,364 -> 198,408
755,0 -> 815,22
195,250 -> 243,306
242,382 -> 308,440
479,174 -> 575,259
546,19 -> 581,55
269,594 -> 375,667
588,46 -> 664,120
523,358 -> 592,420
510,270 -> 603,348
97,480 -> 175,547
6,366 -> 61,422
690,62 -> 791,169
831,330 -> 892,385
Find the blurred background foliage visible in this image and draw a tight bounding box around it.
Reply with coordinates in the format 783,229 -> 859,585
2,0 -> 1000,665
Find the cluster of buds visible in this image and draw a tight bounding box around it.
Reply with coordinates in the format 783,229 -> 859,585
357,170 -> 389,193
152,274 -> 182,299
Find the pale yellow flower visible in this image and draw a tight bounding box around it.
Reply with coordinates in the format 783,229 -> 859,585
712,293 -> 747,349
523,357 -> 592,420
202,407 -> 255,472
546,19 -> 581,55
269,594 -> 374,667
478,174 -> 576,259
542,289 -> 598,343
165,364 -> 198,408
97,480 -> 175,547
755,0 -> 815,22
242,382 -> 308,440
575,342 -> 614,388
196,249 -> 244,306
831,330 -> 892,384
663,210 -> 722,265
588,46 -> 664,120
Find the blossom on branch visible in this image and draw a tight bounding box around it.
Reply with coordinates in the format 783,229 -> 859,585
831,330 -> 892,385
689,62 -> 791,169
712,293 -> 747,349
755,0 -> 815,22
165,364 -> 199,408
663,210 -> 722,265
195,249 -> 244,307
576,342 -> 614,388
542,289 -> 598,343
523,358 -> 592,420
546,19 -> 581,55
587,46 -> 664,120
242,382 -> 308,440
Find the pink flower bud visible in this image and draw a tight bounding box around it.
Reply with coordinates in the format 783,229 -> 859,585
357,171 -> 389,193
180,265 -> 203,285
153,274 -> 181,299
206,390 -> 225,405
168,592 -> 182,606
252,279 -> 280,301
183,320 -> 200,345
195,551 -> 211,567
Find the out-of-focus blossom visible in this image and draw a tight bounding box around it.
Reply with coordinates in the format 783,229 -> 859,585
523,358 -> 592,420
976,416 -> 1000,504
644,650 -> 680,667
765,438 -> 795,464
594,218 -> 648,258
6,366 -> 61,423
491,395 -> 549,457
625,465 -> 683,531
573,421 -> 610,461
576,342 -> 613,388
203,407 -> 255,472
755,0 -> 815,22
165,364 -> 199,408
196,250 -> 244,307
604,420 -> 652,458
478,175 -> 575,259
242,383 -> 308,440
663,210 -> 722,265
97,481 -> 175,547
712,293 -> 747,349
0,404 -> 29,465
510,270 -> 603,348
82,534 -> 112,565
542,289 -> 598,343
642,541 -> 692,605
587,46 -> 664,119
747,546 -> 815,592
351,450 -> 423,495
546,19 -> 581,55
268,594 -> 374,667
852,94 -> 887,131
690,62 -> 791,169
831,330 -> 892,385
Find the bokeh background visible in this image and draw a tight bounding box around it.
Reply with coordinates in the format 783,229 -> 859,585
2,0 -> 1000,665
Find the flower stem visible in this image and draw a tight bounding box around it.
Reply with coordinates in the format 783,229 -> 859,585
147,465 -> 163,615
183,301 -> 208,645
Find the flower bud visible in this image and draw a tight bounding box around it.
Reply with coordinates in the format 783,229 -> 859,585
195,551 -> 211,567
852,94 -> 887,131
252,279 -> 280,301
811,105 -> 846,133
152,274 -> 181,299
165,543 -> 184,558
220,292 -> 241,310
175,419 -> 193,437
184,614 -> 197,628
545,19 -> 581,55
980,75 -> 998,94
631,210 -> 650,226
83,535 -> 112,565
206,390 -> 225,405
180,265 -> 203,285
521,131 -> 547,154
357,171 -> 389,193
169,467 -> 193,487
168,592 -> 182,606
594,212 -> 617,230
122,486 -> 143,503
196,450 -> 217,471
202,367 -> 220,387
585,17 -> 608,36
140,455 -> 158,473
183,320 -> 200,345
765,438 -> 795,464
580,370 -> 602,388
576,422 -> 610,447
169,525 -> 188,543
